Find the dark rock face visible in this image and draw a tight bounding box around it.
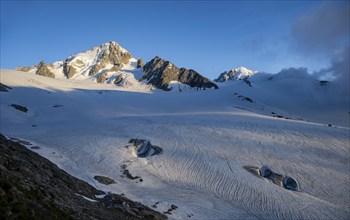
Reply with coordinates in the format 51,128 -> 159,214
243,78 -> 252,87
96,63 -> 124,83
10,104 -> 28,113
137,58 -> 144,68
0,134 -> 166,220
89,63 -> 105,76
97,72 -> 108,83
107,41 -> 132,65
93,176 -> 116,185
141,56 -> 178,90
178,68 -> 218,90
0,83 -> 12,92
120,164 -> 143,181
142,56 -> 218,91
215,70 -> 235,82
164,204 -> 178,215
63,62 -> 77,79
36,61 -> 55,78
114,74 -> 124,85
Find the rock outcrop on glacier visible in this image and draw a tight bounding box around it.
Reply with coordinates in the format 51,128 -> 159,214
244,165 -> 300,191
129,139 -> 163,158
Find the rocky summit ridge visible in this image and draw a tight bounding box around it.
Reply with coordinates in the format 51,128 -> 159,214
141,56 -> 218,91
15,41 -> 220,91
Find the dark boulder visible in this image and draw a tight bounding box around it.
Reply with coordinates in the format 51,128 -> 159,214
10,104 -> 28,113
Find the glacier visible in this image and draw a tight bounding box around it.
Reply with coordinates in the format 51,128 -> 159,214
0,69 -> 349,219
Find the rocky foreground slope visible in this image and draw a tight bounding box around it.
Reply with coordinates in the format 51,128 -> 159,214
0,134 -> 166,220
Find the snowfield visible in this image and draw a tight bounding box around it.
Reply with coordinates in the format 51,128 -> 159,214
1,69 -> 349,219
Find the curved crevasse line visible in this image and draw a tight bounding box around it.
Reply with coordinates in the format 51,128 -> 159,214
147,140 -> 348,219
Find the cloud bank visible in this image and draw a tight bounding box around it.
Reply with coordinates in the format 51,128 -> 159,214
292,2 -> 349,56
291,2 -> 349,101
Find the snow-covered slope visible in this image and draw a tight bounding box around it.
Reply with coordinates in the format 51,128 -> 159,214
1,69 -> 349,219
215,66 -> 258,82
1,69 -> 151,93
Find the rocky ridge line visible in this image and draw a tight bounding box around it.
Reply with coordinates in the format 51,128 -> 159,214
142,56 -> 218,90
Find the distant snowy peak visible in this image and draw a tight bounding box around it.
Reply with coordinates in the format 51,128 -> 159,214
141,56 -> 218,91
215,66 -> 258,82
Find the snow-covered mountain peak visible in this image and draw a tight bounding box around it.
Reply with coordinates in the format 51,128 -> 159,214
66,41 -> 130,61
234,66 -> 257,76
66,41 -> 132,67
101,41 -> 129,54
13,41 -> 153,90
215,66 -> 258,82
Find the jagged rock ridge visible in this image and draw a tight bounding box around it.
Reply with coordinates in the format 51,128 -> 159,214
142,56 -> 218,91
14,41 -> 223,91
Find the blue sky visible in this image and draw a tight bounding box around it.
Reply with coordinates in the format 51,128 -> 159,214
1,1 -> 349,79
